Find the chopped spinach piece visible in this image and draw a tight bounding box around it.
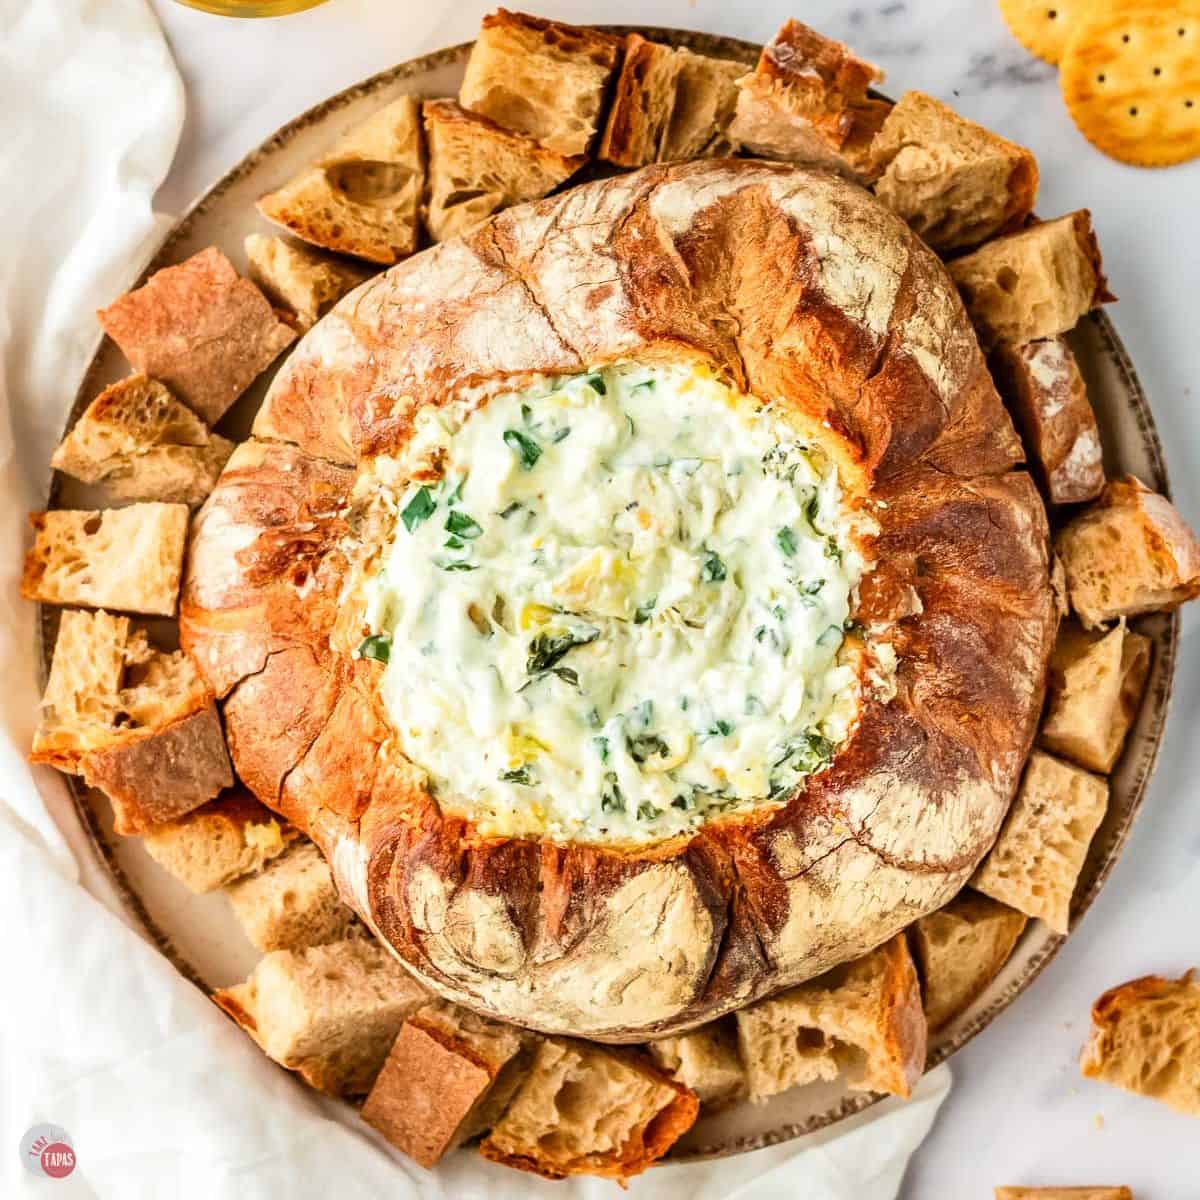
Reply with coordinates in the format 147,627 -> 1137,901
637,801 -> 658,822
550,426 -> 571,443
400,486 -> 436,532
825,537 -> 842,564
633,596 -> 656,624
526,625 -> 599,674
585,707 -> 602,729
445,510 -> 483,539
802,579 -> 825,595
498,501 -> 523,519
632,379 -> 656,393
671,793 -> 693,811
700,550 -> 727,583
444,477 -> 465,506
630,699 -> 654,728
436,559 -> 478,572
600,772 -> 625,813
520,402 -> 532,425
805,492 -> 821,527
775,526 -> 798,557
593,735 -> 609,763
773,732 -> 836,774
584,372 -> 606,395
628,733 -> 669,764
357,633 -> 391,663
709,719 -> 734,737
500,766 -> 533,785
503,428 -> 542,470
444,535 -> 465,550
551,666 -> 580,688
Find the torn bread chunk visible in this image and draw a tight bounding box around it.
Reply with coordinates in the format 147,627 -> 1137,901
51,374 -> 234,507
97,247 -> 296,424
1040,621 -> 1151,773
257,95 -> 425,266
727,19 -> 892,181
362,1000 -> 532,1168
422,100 -> 582,243
646,1023 -> 746,1109
225,840 -> 355,952
911,891 -> 1028,1032
598,34 -> 745,167
947,211 -> 1113,346
31,610 -> 232,834
735,933 -> 926,1103
996,1190 -> 1134,1199
213,937 -> 428,1096
990,336 -> 1104,506
1080,971 -> 1200,1117
479,1037 -> 698,1181
871,90 -> 1038,253
141,789 -> 295,893
1056,476 -> 1200,627
22,503 -> 189,616
458,9 -> 621,157
972,750 -> 1108,934
243,234 -> 370,331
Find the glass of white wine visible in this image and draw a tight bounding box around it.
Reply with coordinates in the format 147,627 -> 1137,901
174,0 -> 332,15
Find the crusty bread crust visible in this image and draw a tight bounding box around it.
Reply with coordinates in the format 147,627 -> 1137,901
97,247 -> 296,424
1057,475 -> 1200,627
181,160 -> 1055,1040
729,19 -> 891,181
871,91 -> 1038,253
1080,971 -> 1199,1116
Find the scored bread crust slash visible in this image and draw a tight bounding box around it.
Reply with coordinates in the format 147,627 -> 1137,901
180,159 -> 1056,1041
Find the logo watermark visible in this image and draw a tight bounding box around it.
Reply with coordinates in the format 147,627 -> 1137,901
20,1124 -> 77,1180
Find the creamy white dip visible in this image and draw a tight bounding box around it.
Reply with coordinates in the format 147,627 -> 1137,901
359,362 -> 866,842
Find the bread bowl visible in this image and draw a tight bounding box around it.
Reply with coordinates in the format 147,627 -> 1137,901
179,156 -> 1056,1040
34,14 -> 1191,1173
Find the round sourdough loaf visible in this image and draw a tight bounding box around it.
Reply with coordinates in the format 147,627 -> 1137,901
181,159 -> 1055,1040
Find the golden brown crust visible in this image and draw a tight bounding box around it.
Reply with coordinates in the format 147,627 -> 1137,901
181,160 -> 1054,1039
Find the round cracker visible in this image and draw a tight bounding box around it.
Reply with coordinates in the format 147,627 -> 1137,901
1061,1 -> 1200,166
998,0 -> 1095,65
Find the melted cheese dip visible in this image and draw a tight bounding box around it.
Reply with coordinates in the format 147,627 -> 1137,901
360,363 -> 866,843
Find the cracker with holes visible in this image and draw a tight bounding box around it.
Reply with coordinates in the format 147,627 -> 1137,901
998,0 -> 1090,65
1061,2 -> 1200,166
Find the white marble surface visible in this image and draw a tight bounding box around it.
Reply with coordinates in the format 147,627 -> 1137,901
147,1 -> 1200,1195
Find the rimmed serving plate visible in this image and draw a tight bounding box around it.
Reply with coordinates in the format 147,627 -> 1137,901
43,28 -> 1177,1162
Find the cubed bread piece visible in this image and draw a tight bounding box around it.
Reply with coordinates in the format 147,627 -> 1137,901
947,211 -> 1113,346
97,247 -> 296,424
213,937 -> 428,1096
258,95 -> 425,266
871,91 -> 1038,253
990,337 -> 1104,505
972,751 -> 1108,934
911,892 -> 1028,1032
31,610 -> 232,834
22,503 -> 188,616
50,374 -> 234,507
362,1000 -> 531,1167
1056,476 -> 1200,627
598,34 -> 745,167
479,1038 -> 698,1181
996,1190 -> 1134,1199
727,19 -> 892,181
735,933 -> 926,1102
225,840 -> 354,952
1040,621 -> 1151,772
422,100 -> 582,243
243,234 -> 370,331
458,10 -> 621,157
646,1023 -> 746,1109
1080,971 -> 1199,1116
141,789 -> 295,893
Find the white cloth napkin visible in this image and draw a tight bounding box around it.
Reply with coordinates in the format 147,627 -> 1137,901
0,3 -> 949,1196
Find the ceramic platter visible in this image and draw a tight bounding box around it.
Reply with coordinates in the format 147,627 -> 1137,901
45,28 -> 1178,1162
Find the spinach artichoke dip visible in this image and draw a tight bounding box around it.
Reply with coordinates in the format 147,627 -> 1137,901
358,362 -> 870,843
